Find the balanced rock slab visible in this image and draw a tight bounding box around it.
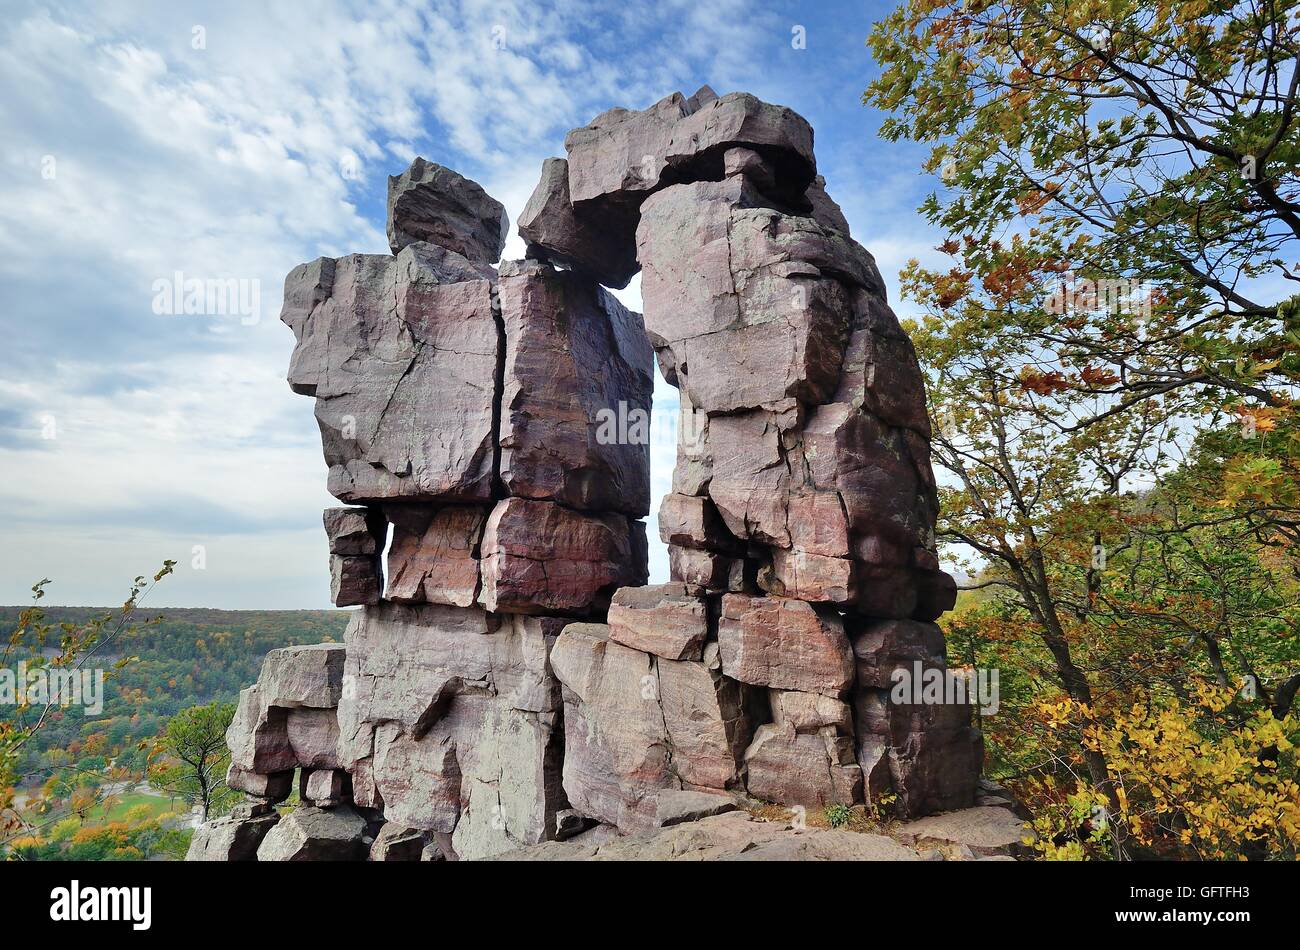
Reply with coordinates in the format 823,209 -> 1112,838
565,89 -> 816,210
386,157 -> 508,264
517,157 -> 639,289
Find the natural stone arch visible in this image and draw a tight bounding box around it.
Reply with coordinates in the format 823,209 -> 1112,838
189,87 -> 983,864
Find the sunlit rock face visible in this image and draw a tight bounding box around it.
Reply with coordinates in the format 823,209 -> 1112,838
190,87 -> 976,864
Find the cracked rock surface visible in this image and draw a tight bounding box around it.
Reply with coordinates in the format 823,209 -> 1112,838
194,87 -> 981,863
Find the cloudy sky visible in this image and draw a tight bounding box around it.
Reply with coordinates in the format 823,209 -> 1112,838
0,0 -> 947,609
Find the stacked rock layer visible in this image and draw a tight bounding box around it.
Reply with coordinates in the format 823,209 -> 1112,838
188,86 -> 980,862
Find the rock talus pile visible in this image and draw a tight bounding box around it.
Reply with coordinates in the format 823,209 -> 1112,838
188,86 -> 982,862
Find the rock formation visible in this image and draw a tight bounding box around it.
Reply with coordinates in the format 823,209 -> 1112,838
189,86 -> 983,862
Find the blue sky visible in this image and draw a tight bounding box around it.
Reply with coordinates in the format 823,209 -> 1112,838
0,0 -> 949,608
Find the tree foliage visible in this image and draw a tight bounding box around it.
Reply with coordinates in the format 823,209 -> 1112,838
869,0 -> 1300,858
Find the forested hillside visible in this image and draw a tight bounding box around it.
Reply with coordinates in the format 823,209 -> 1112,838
0,606 -> 349,794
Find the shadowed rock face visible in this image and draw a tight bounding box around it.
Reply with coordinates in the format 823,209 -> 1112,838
497,260 -> 653,516
196,87 -> 978,864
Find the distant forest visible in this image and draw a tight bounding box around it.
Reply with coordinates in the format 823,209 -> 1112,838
0,607 -> 350,791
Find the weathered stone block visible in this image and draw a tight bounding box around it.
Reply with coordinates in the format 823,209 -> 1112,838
717,595 -> 853,698
607,582 -> 708,661
478,498 -> 647,615
497,261 -> 653,517
384,504 -> 486,607
256,805 -> 369,861
386,157 -> 508,264
281,245 -> 499,504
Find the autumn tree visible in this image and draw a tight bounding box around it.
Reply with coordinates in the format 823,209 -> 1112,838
149,701 -> 237,821
868,0 -> 1300,856
0,563 -> 174,850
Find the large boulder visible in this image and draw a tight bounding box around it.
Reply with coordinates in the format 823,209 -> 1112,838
477,498 -> 647,615
185,812 -> 280,861
281,245 -> 499,504
386,157 -> 509,264
259,643 -> 346,710
256,805 -> 369,861
497,260 -> 653,517
638,179 -> 850,415
549,623 -> 752,833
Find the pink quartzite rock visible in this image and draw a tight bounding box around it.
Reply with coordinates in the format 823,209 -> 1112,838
324,506 -> 386,606
658,492 -> 742,553
185,812 -> 280,861
550,623 -> 753,833
286,708 -> 341,770
743,721 -> 862,808
239,91 -> 978,864
386,157 -> 509,265
383,504 -> 486,607
497,260 -> 653,517
717,594 -> 854,698
762,548 -> 858,605
849,618 -> 983,816
336,604 -> 567,859
257,805 -> 369,862
769,689 -> 854,734
323,506 -> 386,556
606,583 -> 708,661
638,179 -> 850,415
259,644 -> 346,709
668,545 -> 749,594
517,157 -> 639,289
225,645 -> 345,774
225,765 -> 293,803
281,244 -> 499,504
369,823 -> 426,861
478,498 -> 647,616
301,768 -> 350,808
565,89 -> 816,210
